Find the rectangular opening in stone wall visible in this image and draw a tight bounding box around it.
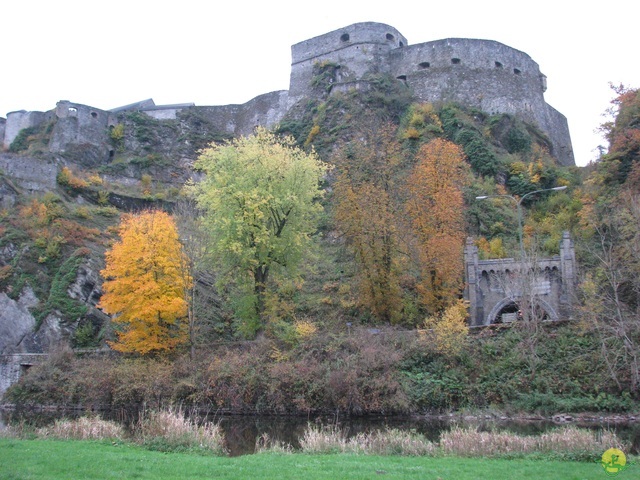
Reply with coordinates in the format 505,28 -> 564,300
418,62 -> 430,69
397,75 -> 407,81
514,68 -> 521,74
451,58 -> 461,65
20,364 -> 32,375
495,61 -> 503,68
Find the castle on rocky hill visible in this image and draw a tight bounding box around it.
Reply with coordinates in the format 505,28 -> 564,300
0,22 -> 574,166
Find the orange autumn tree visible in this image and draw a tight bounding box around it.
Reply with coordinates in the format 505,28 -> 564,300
333,119 -> 405,323
405,138 -> 471,312
99,210 -> 191,354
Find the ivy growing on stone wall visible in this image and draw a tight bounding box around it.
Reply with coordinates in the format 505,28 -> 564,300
35,249 -> 89,328
8,121 -> 55,154
311,61 -> 340,94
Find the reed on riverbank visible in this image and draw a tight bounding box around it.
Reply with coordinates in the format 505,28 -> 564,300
439,425 -> 624,460
257,423 -> 628,460
133,407 -> 226,454
1,408 -> 226,455
1,411 -> 630,461
298,424 -> 436,455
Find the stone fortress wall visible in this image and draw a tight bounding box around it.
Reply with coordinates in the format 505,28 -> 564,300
288,22 -> 573,166
0,22 -> 574,166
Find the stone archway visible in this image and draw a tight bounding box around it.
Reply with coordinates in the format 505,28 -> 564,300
485,297 -> 559,325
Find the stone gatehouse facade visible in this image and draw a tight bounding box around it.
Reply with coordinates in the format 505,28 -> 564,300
464,232 -> 576,326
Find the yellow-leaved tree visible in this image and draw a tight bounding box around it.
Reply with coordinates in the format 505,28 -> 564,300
99,210 -> 191,354
422,299 -> 469,357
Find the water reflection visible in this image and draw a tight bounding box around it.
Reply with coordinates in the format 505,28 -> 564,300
2,409 -> 638,456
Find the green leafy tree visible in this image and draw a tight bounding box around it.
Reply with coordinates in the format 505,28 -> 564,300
193,127 -> 329,336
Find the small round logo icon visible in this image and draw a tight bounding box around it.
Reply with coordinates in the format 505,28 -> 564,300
601,448 -> 628,476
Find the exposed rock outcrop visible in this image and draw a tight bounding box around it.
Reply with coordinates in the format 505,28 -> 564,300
0,288 -> 37,354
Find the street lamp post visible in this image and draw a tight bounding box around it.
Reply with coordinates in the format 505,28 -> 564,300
475,186 -> 567,259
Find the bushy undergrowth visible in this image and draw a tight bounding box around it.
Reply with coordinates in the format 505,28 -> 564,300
5,324 -> 638,416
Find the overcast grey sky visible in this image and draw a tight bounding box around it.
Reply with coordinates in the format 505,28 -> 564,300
2,1 -> 638,166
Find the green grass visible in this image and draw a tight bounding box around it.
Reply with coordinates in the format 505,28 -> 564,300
0,438 -> 622,480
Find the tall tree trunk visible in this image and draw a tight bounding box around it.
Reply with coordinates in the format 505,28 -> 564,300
254,265 -> 269,331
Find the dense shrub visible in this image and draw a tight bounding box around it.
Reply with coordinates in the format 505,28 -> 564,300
6,323 -> 638,415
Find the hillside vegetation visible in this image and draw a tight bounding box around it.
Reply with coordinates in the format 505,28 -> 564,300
1,79 -> 639,415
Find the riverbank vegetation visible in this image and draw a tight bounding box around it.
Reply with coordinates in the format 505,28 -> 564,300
1,409 -> 627,460
5,321 -> 639,415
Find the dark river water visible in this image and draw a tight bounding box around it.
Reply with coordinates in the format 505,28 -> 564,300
1,409 -> 638,456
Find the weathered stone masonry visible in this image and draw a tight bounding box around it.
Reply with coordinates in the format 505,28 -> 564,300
464,232 -> 576,326
1,22 -> 574,167
0,354 -> 46,399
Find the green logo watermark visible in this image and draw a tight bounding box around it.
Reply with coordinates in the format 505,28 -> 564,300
601,448 -> 629,476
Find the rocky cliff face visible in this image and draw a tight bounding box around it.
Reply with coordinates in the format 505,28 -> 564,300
0,289 -> 37,354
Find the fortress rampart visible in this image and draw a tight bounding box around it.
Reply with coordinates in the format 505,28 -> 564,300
0,22 -> 574,166
288,23 -> 573,165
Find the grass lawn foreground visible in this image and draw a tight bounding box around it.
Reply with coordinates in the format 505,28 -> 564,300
0,438 -> 620,480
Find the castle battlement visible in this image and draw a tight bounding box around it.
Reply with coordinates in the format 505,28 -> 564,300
1,22 -> 574,166
287,23 -> 573,165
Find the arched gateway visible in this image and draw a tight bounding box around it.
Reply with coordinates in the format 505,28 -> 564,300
464,232 -> 576,326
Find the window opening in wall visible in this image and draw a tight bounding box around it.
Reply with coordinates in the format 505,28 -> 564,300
495,61 -> 503,68
68,107 -> 77,115
91,112 -> 98,118
397,75 -> 407,81
340,33 -> 350,42
399,41 -> 404,47
514,68 -> 521,74
386,33 -> 395,41
451,58 -> 461,65
418,62 -> 430,69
